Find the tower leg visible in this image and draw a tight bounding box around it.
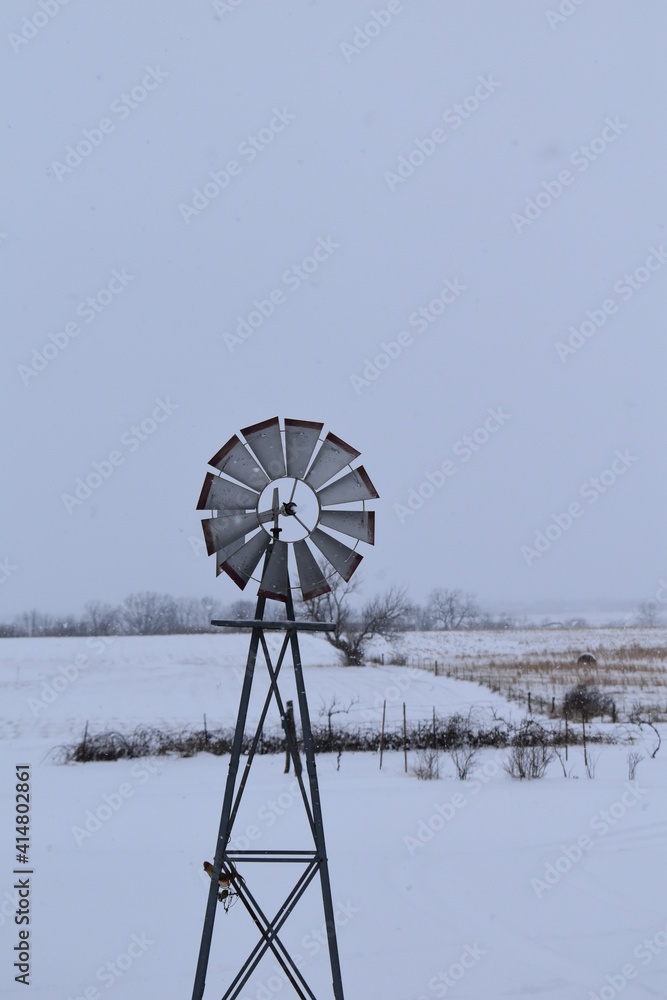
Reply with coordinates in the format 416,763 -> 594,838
285,592 -> 346,1000
191,592 -> 267,1000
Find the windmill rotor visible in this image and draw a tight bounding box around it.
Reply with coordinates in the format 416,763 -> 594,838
197,417 -> 378,601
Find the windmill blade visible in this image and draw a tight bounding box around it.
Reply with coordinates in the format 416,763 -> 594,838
220,531 -> 270,590
293,540 -> 331,601
241,417 -> 286,480
209,435 -> 269,491
318,510 -> 375,545
201,513 -> 261,556
197,472 -> 260,512
304,432 -> 361,490
258,540 -> 290,602
316,466 -> 379,507
215,538 -> 246,577
284,419 -> 323,479
309,528 -> 362,582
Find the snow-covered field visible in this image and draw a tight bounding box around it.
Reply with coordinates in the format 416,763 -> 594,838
2,634 -> 666,999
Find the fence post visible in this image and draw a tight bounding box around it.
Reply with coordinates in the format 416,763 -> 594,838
582,714 -> 588,771
379,700 -> 386,770
403,702 -> 408,774
283,700 -> 300,775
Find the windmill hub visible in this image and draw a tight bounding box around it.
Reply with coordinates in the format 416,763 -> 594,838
258,476 -> 319,542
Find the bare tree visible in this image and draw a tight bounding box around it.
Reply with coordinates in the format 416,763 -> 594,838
319,694 -> 359,736
301,571 -> 410,666
636,600 -> 662,627
426,588 -> 480,631
14,609 -> 55,637
82,601 -> 118,635
120,592 -> 179,635
228,599 -> 255,621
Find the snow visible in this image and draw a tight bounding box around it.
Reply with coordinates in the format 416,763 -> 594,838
2,633 -> 666,998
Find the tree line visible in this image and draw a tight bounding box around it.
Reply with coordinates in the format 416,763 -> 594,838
0,584 -> 512,642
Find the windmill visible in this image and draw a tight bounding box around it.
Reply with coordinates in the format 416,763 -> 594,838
191,417 -> 378,1000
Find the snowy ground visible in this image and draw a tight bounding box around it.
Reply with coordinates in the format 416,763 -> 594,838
1,634 -> 666,999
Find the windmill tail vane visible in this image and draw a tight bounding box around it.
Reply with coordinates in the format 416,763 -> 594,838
191,417 -> 378,1000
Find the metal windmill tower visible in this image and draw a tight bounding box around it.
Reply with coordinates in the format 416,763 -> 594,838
191,417 -> 378,1000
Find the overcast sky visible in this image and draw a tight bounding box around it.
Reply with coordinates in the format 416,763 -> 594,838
2,0 -> 665,618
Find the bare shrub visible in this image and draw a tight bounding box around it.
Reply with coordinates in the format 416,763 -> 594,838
412,748 -> 440,780
554,745 -> 573,778
584,748 -> 600,779
629,705 -> 662,758
448,746 -> 480,780
504,743 -> 554,780
562,684 -> 614,721
626,750 -> 643,780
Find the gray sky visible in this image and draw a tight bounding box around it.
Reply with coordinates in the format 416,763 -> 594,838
2,0 -> 665,617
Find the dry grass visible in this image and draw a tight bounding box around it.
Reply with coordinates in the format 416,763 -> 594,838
401,634 -> 667,720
